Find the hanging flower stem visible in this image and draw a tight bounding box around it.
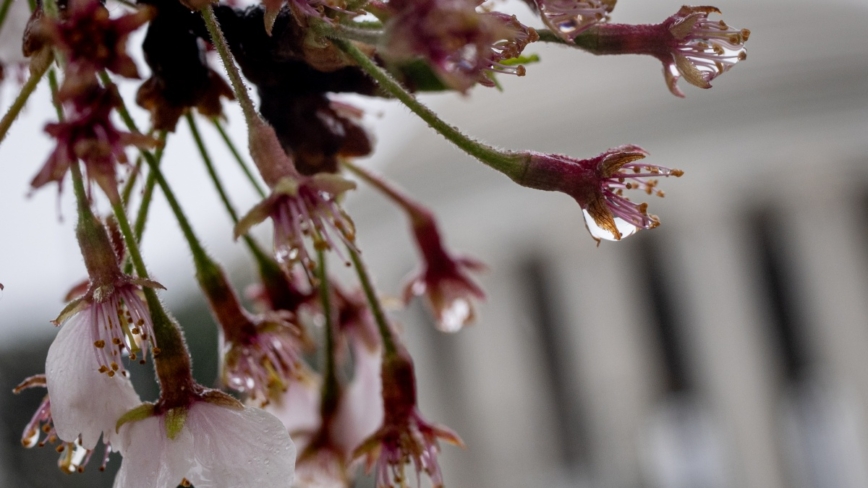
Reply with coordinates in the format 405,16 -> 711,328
329,37 -> 528,181
211,118 -> 266,198
316,249 -> 340,418
47,69 -> 64,121
111,195 -> 197,408
0,51 -> 52,145
200,5 -> 258,123
131,133 -> 166,240
186,112 -> 288,286
347,244 -> 397,357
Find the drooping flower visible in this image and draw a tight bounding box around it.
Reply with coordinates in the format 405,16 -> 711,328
403,210 -> 486,332
195,253 -> 310,407
237,117 -> 357,275
32,84 -> 155,203
45,310 -> 145,452
29,0 -> 152,97
383,0 -> 538,92
113,393 -> 296,488
14,375 -> 118,473
528,0 -> 613,40
476,13 -> 540,88
660,6 -> 750,97
354,348 -> 462,488
52,272 -> 161,377
519,145 -> 683,242
570,6 -> 749,97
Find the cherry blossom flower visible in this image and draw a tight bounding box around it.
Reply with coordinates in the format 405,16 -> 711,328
221,314 -> 308,406
113,396 -> 296,488
384,0 -> 537,92
521,145 -> 683,242
354,349 -> 462,488
44,309 -> 144,455
32,84 -> 155,203
14,375 -> 118,473
660,6 -> 750,97
477,13 -> 540,88
28,0 -> 152,96
570,6 -> 749,97
195,258 -> 310,406
52,273 -> 160,377
237,117 -> 357,274
403,211 -> 485,332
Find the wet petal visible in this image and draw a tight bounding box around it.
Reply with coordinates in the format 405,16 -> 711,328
46,313 -> 140,449
113,415 -> 193,488
184,402 -> 296,487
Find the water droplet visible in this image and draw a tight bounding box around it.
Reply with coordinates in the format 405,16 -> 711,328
439,299 -> 470,333
582,210 -> 638,242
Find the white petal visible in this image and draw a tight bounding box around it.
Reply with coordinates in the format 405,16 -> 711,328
184,402 -> 296,488
268,376 -> 322,439
46,313 -> 141,449
113,416 -> 194,488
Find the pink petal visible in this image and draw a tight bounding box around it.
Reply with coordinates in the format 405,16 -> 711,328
184,402 -> 296,487
113,415 -> 193,488
46,312 -> 140,449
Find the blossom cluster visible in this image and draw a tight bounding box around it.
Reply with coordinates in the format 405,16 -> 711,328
3,0 -> 747,486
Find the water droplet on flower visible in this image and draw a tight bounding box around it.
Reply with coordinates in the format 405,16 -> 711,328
582,210 -> 638,241
438,299 -> 470,333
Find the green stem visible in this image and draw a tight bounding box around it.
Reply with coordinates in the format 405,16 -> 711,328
0,51 -> 52,145
317,249 -> 340,417
139,143 -> 212,272
121,155 -> 144,207
188,114 -> 273,263
131,131 -> 167,241
0,0 -> 13,28
111,198 -> 196,408
211,118 -> 265,198
69,161 -> 90,217
313,20 -> 383,45
99,71 -> 139,131
347,245 -> 397,356
47,69 -> 64,121
537,29 -> 571,46
187,113 -> 239,223
330,37 -> 527,180
200,5 -> 258,122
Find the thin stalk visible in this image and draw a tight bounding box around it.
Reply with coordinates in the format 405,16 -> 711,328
317,249 -> 339,417
0,52 -> 52,145
200,5 -> 257,122
187,113 -> 239,222
211,118 -> 265,198
537,29 -> 571,45
138,144 -> 211,271
131,131 -> 167,241
0,0 -> 13,28
347,245 -> 396,356
188,114 -> 270,259
99,71 -> 139,132
121,155 -> 144,207
47,69 -> 64,121
313,20 -> 383,45
96,70 -> 208,271
329,37 -> 526,181
110,196 -> 196,405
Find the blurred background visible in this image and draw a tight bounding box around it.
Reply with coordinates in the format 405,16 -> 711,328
2,0 -> 868,487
